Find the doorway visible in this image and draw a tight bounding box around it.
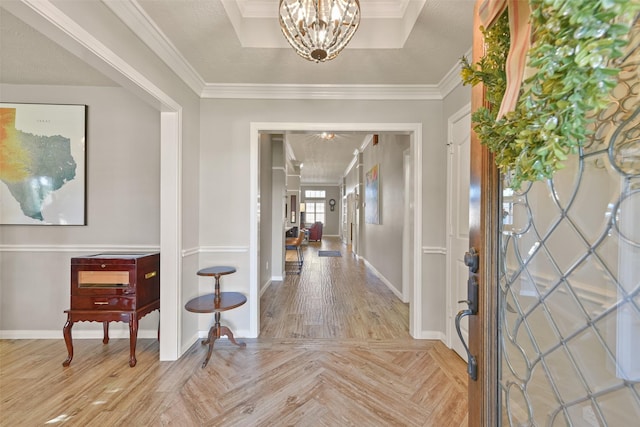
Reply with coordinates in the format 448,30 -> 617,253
250,122 -> 423,338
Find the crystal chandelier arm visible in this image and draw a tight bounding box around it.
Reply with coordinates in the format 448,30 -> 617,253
326,4 -> 359,52
279,0 -> 360,62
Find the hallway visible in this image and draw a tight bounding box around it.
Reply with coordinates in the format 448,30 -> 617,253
0,237 -> 468,426
262,236 -> 410,339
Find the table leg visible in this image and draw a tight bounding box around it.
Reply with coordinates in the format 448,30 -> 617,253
219,325 -> 246,348
201,324 -> 219,368
103,321 -> 110,344
62,315 -> 74,367
128,313 -> 138,367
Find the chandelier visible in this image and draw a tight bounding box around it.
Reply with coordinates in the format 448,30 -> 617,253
279,0 -> 361,62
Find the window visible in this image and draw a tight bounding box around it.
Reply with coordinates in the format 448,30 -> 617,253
304,190 -> 326,225
305,202 -> 325,225
305,190 -> 325,198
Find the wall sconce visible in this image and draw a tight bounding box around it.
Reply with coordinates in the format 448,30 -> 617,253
299,203 -> 306,212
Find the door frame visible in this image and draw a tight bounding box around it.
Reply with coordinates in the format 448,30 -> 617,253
468,1 -> 501,424
250,122 -> 423,338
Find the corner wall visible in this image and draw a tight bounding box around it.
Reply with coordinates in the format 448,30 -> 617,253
0,84 -> 161,337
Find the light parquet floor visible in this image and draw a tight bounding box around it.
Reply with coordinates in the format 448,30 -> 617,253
0,237 -> 468,426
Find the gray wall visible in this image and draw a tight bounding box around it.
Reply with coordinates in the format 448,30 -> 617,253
301,185 -> 341,235
0,84 -> 161,334
361,135 -> 411,294
0,0 -> 471,341
199,98 -> 446,335
259,133 -> 273,292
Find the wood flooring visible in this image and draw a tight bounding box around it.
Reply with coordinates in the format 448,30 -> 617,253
0,237 -> 468,426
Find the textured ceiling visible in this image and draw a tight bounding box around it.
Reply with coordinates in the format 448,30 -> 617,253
136,0 -> 475,85
286,133 -> 367,185
0,0 -> 474,184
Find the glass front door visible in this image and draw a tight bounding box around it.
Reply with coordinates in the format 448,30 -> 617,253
497,20 -> 640,426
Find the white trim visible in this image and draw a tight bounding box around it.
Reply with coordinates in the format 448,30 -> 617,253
15,0 -> 181,112
439,48 -> 471,98
445,103 -> 471,354
0,245 -> 159,253
250,123 -> 261,338
362,258 -> 405,302
181,333 -> 199,355
260,279 -> 273,297
199,246 -> 250,253
160,111 -> 183,362
20,0 -> 468,103
232,0 -> 419,20
251,121 -> 422,339
182,247 -> 200,258
181,246 -> 251,257
415,331 -> 447,341
422,246 -> 447,255
202,84 -> 442,100
448,103 -> 472,144
103,0 -> 205,96
412,125 -> 423,339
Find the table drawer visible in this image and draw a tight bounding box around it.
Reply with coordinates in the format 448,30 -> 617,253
71,295 -> 135,310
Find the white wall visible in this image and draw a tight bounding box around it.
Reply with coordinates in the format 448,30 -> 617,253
0,84 -> 160,336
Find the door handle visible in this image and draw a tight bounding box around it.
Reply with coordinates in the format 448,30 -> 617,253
455,306 -> 478,381
455,249 -> 480,381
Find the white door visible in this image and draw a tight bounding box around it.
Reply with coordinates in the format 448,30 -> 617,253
447,105 -> 471,360
402,149 -> 413,303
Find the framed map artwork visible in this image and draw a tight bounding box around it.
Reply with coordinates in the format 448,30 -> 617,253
0,103 -> 87,225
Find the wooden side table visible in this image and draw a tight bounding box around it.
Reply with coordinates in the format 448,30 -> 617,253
185,266 -> 246,368
62,252 -> 160,368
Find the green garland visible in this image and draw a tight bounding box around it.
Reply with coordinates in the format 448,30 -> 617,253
461,0 -> 640,189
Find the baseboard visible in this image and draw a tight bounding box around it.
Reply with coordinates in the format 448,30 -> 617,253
0,329 -> 159,340
181,332 -> 200,355
361,258 -> 405,302
416,330 -> 447,341
260,279 -> 273,296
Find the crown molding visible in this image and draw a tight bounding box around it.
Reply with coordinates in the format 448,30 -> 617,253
103,0 -> 206,96
94,0 -> 463,101
201,83 -> 442,100
438,48 -> 471,98
234,0 -> 416,19
226,1 -> 425,48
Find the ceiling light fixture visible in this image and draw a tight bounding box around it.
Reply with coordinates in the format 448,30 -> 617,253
320,132 -> 336,140
279,0 -> 361,62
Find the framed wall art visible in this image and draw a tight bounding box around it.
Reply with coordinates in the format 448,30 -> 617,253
0,103 -> 87,225
365,163 -> 380,224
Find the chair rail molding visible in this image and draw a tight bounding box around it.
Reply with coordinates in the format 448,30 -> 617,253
0,244 -> 160,253
422,246 -> 447,255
